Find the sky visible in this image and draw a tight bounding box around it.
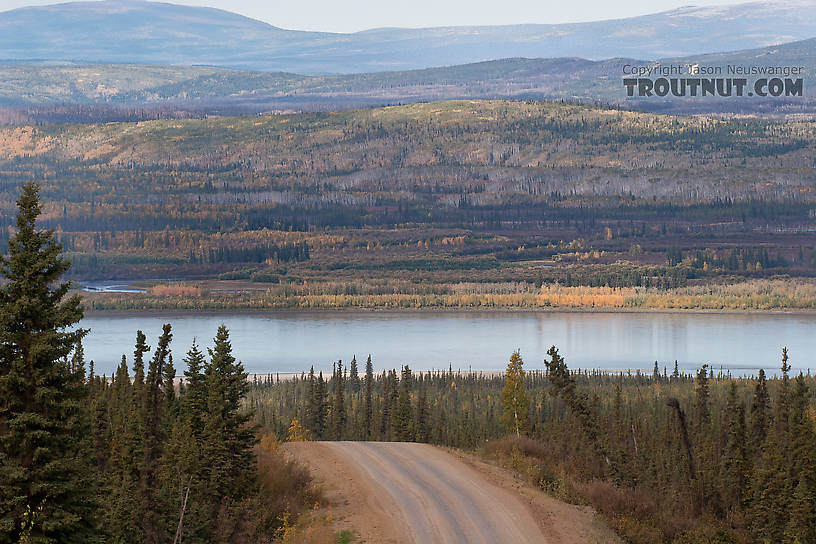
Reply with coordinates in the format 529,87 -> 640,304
0,0 -> 754,33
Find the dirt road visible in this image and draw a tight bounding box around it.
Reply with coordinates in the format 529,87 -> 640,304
284,441 -> 619,544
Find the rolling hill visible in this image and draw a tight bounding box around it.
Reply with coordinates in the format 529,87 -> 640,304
2,36 -> 814,117
1,99 -> 814,283
1,0 -> 816,74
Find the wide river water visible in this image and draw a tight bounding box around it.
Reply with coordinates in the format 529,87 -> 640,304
79,310 -> 815,377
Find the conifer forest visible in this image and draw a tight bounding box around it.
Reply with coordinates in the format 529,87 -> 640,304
0,184 -> 314,543
0,182 -> 814,543
254,351 -> 816,544
3,0 -> 816,542
2,101 -> 816,312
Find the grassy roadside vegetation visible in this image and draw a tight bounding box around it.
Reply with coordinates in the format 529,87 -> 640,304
250,351 -> 816,544
81,277 -> 816,312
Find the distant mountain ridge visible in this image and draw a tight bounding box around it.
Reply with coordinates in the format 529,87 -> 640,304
2,36 -> 814,111
1,0 -> 816,73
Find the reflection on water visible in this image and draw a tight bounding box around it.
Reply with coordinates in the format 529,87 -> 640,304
79,311 -> 816,377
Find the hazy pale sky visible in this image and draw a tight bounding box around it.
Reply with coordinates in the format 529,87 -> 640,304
0,0 -> 753,33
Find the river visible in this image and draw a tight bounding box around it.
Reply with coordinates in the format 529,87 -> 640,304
78,310 -> 815,377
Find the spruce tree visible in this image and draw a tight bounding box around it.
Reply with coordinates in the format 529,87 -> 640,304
722,381 -> 747,513
749,444 -> 789,543
332,360 -> 346,440
387,369 -> 399,439
90,381 -> 109,473
415,384 -> 429,443
787,373 -> 816,540
785,478 -> 816,543
182,340 -> 207,438
160,339 -> 211,544
163,352 -> 176,408
315,372 -> 328,438
693,364 -> 715,510
694,364 -> 711,430
71,339 -> 86,376
379,371 -> 391,439
133,330 -> 150,402
749,352 -> 798,543
395,365 -> 414,441
776,347 -> 792,438
748,368 -> 770,456
0,182 -> 98,542
363,355 -> 374,439
203,325 -> 255,502
107,355 -> 141,542
606,382 -> 620,448
140,324 -> 173,544
160,417 -> 207,543
305,366 -> 316,433
545,346 -> 613,471
349,355 -> 360,393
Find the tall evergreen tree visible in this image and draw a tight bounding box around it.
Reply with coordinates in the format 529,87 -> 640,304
166,343 -> 213,544
305,366 -> 317,433
748,368 -> 770,456
379,371 -> 391,439
787,373 -> 816,541
786,478 -> 816,544
203,325 -> 255,503
140,324 -> 173,544
107,354 -> 142,542
545,346 -> 613,471
333,360 -> 346,440
363,355 -> 374,439
611,382 -> 624,443
415,383 -> 429,443
182,340 -> 207,438
163,352 -> 176,408
133,330 -> 150,401
395,365 -> 414,441
160,417 -> 206,543
722,381 -> 747,513
315,372 -> 328,439
694,364 -> 711,430
776,347 -> 792,438
71,339 -> 86,375
0,182 -> 98,542
749,352 -> 798,543
387,369 -> 399,440
349,355 -> 360,394
90,379 -> 109,473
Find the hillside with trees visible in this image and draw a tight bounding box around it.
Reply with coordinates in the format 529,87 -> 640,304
2,34 -> 815,120
0,100 -> 814,311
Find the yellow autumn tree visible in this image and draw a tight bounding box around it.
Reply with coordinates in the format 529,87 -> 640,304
501,350 -> 530,437
285,417 -> 312,442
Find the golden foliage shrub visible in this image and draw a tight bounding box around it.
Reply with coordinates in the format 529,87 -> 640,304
148,283 -> 203,297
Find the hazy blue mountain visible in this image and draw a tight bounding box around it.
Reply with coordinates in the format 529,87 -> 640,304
1,0 -> 816,74
2,36 -> 815,119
